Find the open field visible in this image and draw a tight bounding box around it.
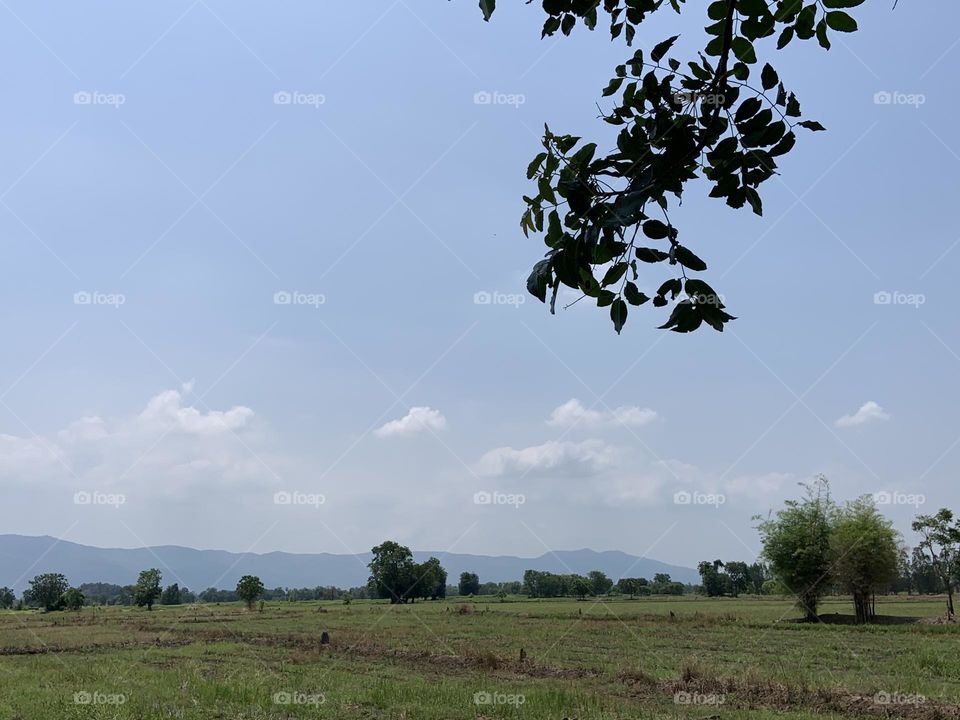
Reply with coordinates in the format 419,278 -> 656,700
0,595 -> 958,719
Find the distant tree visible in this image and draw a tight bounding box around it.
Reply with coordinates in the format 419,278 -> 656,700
458,572 -> 481,597
236,576 -> 265,610
588,570 -> 613,596
416,558 -> 447,600
61,587 -> 85,611
78,582 -> 130,606
160,583 -> 182,606
199,587 -> 238,603
25,573 -> 69,611
368,541 -> 417,604
912,508 -> 960,617
697,560 -> 728,597
831,497 -> 901,623
133,569 -> 163,611
756,476 -> 834,620
724,561 -> 750,597
570,575 -> 591,599
616,577 -> 649,597
746,562 -> 768,595
0,587 -> 15,609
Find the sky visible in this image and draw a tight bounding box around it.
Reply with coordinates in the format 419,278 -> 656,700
0,1 -> 958,570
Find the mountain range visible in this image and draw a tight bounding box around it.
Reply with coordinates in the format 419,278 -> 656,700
0,535 -> 698,593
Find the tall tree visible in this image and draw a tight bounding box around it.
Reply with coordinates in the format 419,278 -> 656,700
458,571 -> 481,596
0,587 -> 15,609
756,476 -> 834,620
236,576 -> 265,610
588,570 -> 614,596
133,569 -> 163,611
476,0 -> 869,333
61,587 -> 85,612
25,573 -> 69,612
912,509 -> 960,617
160,583 -> 182,606
831,497 -> 901,623
368,541 -> 417,604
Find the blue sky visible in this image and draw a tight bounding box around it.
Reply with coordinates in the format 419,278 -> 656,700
1,1 -> 958,569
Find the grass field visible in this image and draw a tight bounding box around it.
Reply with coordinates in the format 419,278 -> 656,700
1,595 -> 958,719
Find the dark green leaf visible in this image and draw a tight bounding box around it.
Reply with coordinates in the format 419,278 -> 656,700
610,298 -> 628,334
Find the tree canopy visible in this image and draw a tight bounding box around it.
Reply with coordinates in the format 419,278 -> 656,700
477,0 -> 866,333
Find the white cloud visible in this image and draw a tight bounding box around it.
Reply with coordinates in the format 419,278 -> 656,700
0,388 -> 264,493
835,401 -> 890,428
477,439 -> 615,477
138,389 -> 253,435
375,407 -> 447,438
546,398 -> 657,428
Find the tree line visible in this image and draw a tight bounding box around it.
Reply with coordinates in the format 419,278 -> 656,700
4,488 -> 957,621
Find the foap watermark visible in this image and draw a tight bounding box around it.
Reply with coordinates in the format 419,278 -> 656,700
273,91 -> 326,108
874,691 -> 926,707
273,290 -> 325,308
673,90 -> 725,107
74,91 -> 125,108
473,90 -> 525,108
473,290 -> 525,308
74,491 -> 125,508
874,490 -> 925,509
674,691 -> 725,706
272,691 -> 326,706
74,290 -> 125,308
474,491 -> 525,509
674,490 -> 726,508
874,91 -> 925,108
74,691 -> 127,706
873,290 -> 925,308
474,690 -> 525,707
274,491 -> 325,508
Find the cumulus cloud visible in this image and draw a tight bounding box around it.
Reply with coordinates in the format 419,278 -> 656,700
0,388 -> 264,493
477,439 -> 615,477
835,401 -> 890,428
139,389 -> 253,435
375,407 -> 447,438
546,398 -> 657,428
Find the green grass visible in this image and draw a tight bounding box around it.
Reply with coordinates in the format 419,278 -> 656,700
0,595 -> 956,719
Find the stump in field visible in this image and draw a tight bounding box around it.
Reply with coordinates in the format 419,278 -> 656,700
320,631 -> 330,645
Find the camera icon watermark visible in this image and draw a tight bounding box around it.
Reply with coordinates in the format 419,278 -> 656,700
74,691 -> 127,705
74,290 -> 126,308
74,91 -> 126,108
873,91 -> 925,108
473,690 -> 525,707
673,91 -> 725,107
873,290 -> 925,308
473,290 -> 525,308
273,290 -> 326,308
674,691 -> 724,706
473,90 -> 526,108
74,491 -> 126,508
874,691 -> 926,706
873,490 -> 925,509
274,491 -> 325,508
272,691 -> 325,706
273,91 -> 326,108
673,490 -> 725,508
473,490 -> 525,508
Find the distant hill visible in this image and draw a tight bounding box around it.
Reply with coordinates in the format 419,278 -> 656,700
0,535 -> 698,593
